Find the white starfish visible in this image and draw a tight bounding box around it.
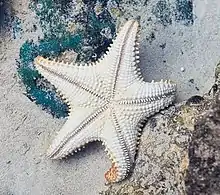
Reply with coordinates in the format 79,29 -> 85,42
34,20 -> 176,183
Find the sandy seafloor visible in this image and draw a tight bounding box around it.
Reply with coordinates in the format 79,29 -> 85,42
0,0 -> 220,194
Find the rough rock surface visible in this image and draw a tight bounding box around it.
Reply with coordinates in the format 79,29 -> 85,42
185,65 -> 220,195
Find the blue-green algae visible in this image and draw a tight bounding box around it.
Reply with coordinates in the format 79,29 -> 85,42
18,34 -> 81,118
18,0 -> 116,118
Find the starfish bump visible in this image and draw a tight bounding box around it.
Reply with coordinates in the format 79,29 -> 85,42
34,20 -> 176,183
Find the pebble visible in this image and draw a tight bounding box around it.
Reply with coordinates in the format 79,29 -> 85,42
181,67 -> 185,72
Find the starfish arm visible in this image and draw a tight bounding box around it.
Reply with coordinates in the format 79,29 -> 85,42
95,20 -> 141,95
47,106 -> 106,159
119,96 -> 176,120
101,111 -> 131,183
112,20 -> 143,90
116,80 -> 176,106
113,109 -> 143,161
34,56 -> 107,107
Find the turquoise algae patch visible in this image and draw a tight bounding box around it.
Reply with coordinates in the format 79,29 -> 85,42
18,36 -> 81,118
18,0 -> 118,118
175,0 -> 193,25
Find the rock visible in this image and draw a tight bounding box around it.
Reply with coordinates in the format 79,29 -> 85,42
185,63 -> 220,195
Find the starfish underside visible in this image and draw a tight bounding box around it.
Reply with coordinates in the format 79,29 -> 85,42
34,20 -> 176,183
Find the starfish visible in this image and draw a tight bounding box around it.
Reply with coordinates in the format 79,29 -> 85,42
34,20 -> 176,183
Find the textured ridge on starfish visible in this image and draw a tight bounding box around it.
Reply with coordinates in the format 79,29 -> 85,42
34,19 -> 176,183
